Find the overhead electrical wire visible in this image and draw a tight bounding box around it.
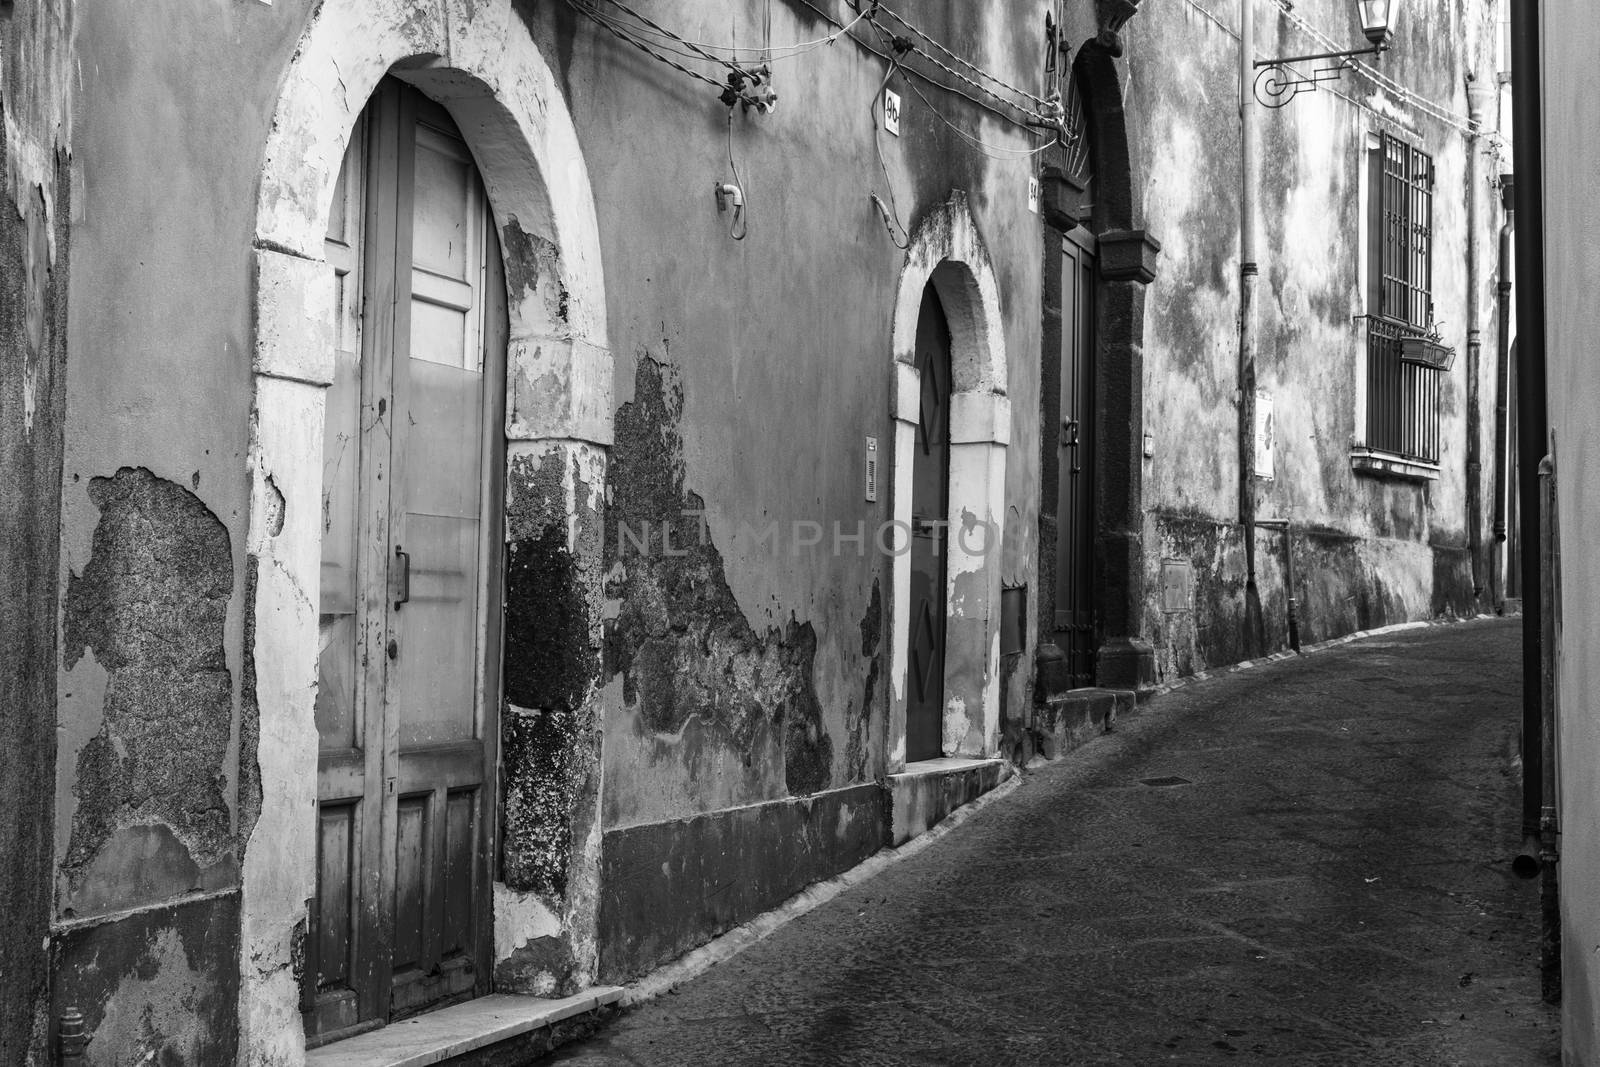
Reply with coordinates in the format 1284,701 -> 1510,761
565,1 -> 729,92
585,3 -> 875,63
875,2 -> 1052,109
791,0 -> 1056,135
869,61 -> 911,249
1180,0 -> 1489,140
897,72 -> 1059,159
581,0 -> 1061,143
1270,0 -> 1499,146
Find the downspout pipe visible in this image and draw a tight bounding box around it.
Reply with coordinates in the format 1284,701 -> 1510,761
1238,0 -> 1263,656
1510,0 -> 1549,877
1491,177 -> 1514,613
1538,453 -> 1560,1003
1464,77 -> 1487,606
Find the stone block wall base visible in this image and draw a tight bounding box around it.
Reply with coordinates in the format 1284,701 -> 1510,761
1097,637 -> 1157,693
885,758 -> 1010,847
1029,687 -> 1135,764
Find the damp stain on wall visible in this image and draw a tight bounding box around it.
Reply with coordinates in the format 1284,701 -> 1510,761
846,578 -> 883,785
604,355 -> 832,798
60,467 -> 235,911
499,446 -> 604,903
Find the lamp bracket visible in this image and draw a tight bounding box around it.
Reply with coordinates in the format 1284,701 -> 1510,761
1252,44 -> 1385,108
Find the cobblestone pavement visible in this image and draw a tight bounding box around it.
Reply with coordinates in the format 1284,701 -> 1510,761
550,618 -> 1558,1065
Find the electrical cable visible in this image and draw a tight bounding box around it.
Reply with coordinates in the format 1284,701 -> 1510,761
595,0 -> 757,78
791,0 -> 1053,134
1180,0 -> 1488,140
869,60 -> 910,249
726,110 -> 749,240
1270,0 -> 1484,136
866,12 -> 1051,125
875,1 -> 1052,108
565,1 -> 728,93
898,72 -> 1059,159
601,6 -> 875,63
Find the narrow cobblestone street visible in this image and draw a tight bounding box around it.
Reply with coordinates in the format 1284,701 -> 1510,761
550,619 -> 1558,1065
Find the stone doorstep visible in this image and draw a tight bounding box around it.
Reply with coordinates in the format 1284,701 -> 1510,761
304,988 -> 624,1067
886,756 -> 1010,847
1034,686 -> 1135,759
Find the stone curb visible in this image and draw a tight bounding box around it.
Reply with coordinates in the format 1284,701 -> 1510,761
1142,613 -> 1506,700
619,773 -> 1024,1008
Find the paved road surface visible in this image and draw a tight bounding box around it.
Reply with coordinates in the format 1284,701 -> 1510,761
550,618 -> 1558,1065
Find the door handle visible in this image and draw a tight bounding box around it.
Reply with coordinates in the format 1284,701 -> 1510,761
1061,418 -> 1080,446
393,546 -> 410,609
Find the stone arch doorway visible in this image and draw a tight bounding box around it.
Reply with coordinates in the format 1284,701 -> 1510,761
1037,47 -> 1160,698
887,193 -> 1010,770
244,3 -> 611,1059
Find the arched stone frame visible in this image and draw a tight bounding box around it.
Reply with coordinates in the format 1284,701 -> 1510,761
242,2 -> 611,1060
1038,42 -> 1160,693
886,192 -> 1010,771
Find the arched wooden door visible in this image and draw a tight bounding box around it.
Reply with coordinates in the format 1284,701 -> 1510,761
307,78 -> 507,1043
906,287 -> 952,761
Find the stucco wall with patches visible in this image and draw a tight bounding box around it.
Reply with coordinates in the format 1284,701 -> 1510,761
1,0 -> 74,1058
1127,0 -> 1503,678
520,1 -> 1053,980
50,0 -> 311,1057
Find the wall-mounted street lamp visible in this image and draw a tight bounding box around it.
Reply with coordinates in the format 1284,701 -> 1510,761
1254,0 -> 1398,107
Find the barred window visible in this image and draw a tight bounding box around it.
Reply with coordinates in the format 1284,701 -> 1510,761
1366,131 -> 1440,463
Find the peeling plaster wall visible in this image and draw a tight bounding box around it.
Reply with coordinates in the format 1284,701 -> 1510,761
522,0 -> 1046,977
1,0 -> 73,1057
1128,0 -> 1502,679
51,0 -> 309,1057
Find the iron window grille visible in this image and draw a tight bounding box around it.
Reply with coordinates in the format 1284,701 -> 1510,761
1366,131 -> 1441,463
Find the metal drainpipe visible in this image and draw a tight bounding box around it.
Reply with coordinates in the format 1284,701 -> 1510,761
1538,452 -> 1560,1003
57,1008 -> 89,1064
1238,0 -> 1263,657
1464,76 -> 1487,606
1491,177 -> 1514,613
1510,0 -> 1549,878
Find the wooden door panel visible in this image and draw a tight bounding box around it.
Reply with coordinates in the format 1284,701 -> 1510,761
441,790 -> 476,959
392,795 -> 430,976
1054,236 -> 1098,688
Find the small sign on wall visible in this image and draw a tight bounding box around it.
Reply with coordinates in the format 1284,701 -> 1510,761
865,436 -> 878,502
883,90 -> 901,136
1254,390 -> 1275,481
1027,176 -> 1040,213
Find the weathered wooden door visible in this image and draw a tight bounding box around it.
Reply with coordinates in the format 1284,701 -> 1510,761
1054,231 -> 1097,688
307,79 -> 505,1044
906,288 -> 952,762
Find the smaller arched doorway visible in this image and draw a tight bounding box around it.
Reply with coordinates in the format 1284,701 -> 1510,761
906,286 -> 954,761
885,193 -> 1010,771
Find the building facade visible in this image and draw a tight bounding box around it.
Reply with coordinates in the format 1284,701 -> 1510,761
0,0 -> 1504,1061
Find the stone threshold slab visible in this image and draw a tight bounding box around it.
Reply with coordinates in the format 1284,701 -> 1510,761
305,988 -> 624,1067
886,756 -> 1009,846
